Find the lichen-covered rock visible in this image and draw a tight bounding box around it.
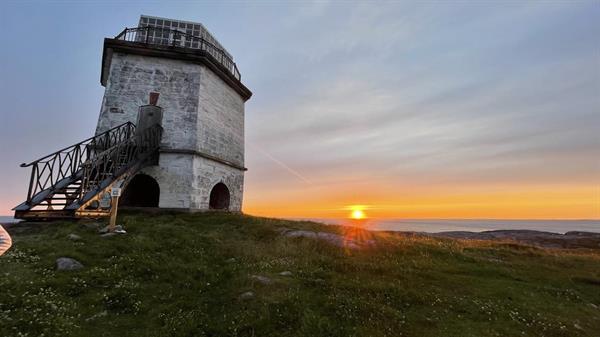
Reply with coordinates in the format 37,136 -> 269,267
250,275 -> 273,285
80,222 -> 102,230
98,225 -> 124,234
284,230 -> 318,239
56,257 -> 84,271
67,233 -> 82,241
239,291 -> 254,300
283,230 -> 372,249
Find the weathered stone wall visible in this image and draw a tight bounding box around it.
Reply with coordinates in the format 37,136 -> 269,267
96,52 -> 201,150
98,52 -> 246,211
137,155 -> 243,211
197,66 -> 245,167
191,156 -> 244,211
139,154 -> 194,209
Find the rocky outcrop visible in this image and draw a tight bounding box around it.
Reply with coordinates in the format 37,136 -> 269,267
426,230 -> 600,249
281,228 -> 375,249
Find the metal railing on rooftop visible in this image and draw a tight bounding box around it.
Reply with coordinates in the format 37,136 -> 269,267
115,27 -> 241,81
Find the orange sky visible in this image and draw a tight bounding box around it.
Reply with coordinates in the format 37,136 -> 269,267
243,180 -> 599,219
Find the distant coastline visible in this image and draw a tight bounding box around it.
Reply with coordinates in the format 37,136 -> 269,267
3,215 -> 600,234
292,218 -> 600,234
292,218 -> 600,249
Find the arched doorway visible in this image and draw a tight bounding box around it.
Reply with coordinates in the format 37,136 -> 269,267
120,174 -> 160,207
209,182 -> 230,210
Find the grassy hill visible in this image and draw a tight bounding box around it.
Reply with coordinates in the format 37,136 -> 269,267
1,212 -> 599,337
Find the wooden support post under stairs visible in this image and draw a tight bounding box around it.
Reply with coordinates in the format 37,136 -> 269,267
108,187 -> 121,233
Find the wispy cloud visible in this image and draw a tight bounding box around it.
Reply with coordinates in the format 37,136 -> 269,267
244,2 -> 600,218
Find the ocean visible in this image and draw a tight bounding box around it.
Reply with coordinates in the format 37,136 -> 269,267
293,218 -> 600,234
0,216 -> 19,224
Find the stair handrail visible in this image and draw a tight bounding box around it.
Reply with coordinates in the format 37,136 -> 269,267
79,124 -> 163,202
20,122 -> 136,167
20,122 -> 136,204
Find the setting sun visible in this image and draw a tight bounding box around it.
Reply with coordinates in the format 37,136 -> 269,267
350,207 -> 366,219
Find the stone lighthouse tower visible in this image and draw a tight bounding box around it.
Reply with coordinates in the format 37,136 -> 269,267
95,15 -> 252,211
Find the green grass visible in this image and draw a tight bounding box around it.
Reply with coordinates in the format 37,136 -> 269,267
1,211 -> 599,337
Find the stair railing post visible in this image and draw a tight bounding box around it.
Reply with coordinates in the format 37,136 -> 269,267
80,163 -> 89,200
105,131 -> 110,151
25,165 -> 36,204
71,145 -> 80,176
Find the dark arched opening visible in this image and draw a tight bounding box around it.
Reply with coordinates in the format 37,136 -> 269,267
120,174 -> 160,207
209,183 -> 230,210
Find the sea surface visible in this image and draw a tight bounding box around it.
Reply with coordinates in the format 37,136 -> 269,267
294,218 -> 600,234
0,216 -> 20,224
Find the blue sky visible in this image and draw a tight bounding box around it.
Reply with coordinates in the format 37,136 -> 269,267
0,1 -> 598,218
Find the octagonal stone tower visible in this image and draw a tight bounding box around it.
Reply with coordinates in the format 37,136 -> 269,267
95,15 -> 252,211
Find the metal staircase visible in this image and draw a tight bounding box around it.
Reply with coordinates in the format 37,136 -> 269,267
14,122 -> 162,220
